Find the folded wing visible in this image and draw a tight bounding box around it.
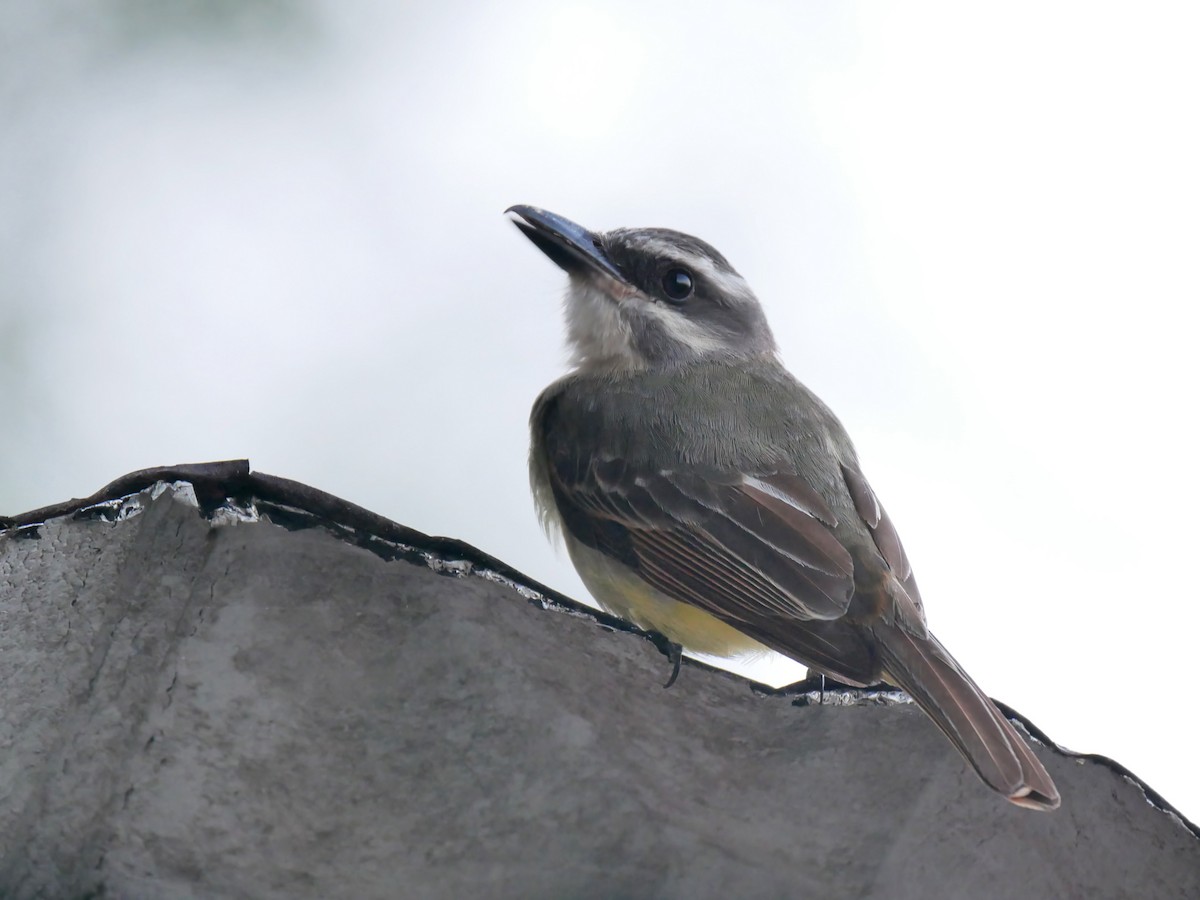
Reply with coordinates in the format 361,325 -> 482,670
548,456 -> 879,681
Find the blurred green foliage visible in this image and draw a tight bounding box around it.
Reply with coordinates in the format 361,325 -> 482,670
104,0 -> 319,50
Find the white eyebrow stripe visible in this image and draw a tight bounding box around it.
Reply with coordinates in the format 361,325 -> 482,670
637,238 -> 756,301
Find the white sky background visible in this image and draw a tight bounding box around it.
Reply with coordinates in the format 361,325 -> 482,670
3,1 -> 1198,823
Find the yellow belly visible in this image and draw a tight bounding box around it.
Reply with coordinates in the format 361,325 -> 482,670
565,536 -> 769,658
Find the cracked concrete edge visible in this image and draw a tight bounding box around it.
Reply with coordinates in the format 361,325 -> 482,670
4,458 -> 1197,842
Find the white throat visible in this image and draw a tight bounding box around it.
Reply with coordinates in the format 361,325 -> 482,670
563,279 -> 644,373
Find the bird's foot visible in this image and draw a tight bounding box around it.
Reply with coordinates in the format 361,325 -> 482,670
662,641 -> 683,689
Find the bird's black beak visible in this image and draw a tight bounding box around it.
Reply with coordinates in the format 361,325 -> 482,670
506,205 -> 628,285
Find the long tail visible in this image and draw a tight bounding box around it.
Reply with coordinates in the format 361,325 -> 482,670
873,623 -> 1060,810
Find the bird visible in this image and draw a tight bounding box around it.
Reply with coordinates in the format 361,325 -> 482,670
508,204 -> 1060,811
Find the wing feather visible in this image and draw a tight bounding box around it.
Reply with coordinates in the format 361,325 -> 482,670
551,459 -> 854,622
841,463 -> 924,619
546,456 -> 882,682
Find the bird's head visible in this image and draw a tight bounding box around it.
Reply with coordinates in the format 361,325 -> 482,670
508,205 -> 776,372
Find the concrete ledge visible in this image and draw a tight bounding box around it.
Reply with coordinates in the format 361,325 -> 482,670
2,462 -> 1197,899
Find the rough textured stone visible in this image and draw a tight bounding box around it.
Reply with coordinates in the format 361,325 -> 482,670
1,476 -> 1197,899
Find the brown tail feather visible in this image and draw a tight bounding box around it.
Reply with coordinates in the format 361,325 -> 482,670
873,623 -> 1060,810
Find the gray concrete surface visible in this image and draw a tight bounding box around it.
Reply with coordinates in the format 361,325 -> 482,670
2,479 -> 1197,899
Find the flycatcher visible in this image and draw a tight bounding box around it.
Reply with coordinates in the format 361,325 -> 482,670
509,204 -> 1059,811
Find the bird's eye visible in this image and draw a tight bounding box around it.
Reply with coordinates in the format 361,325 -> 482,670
661,268 -> 694,302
